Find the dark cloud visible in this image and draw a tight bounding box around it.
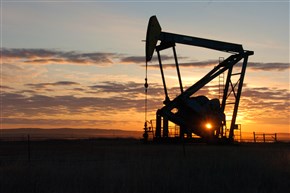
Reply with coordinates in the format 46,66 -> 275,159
89,81 -> 166,100
2,48 -> 60,59
1,81 -> 165,124
121,56 -> 146,63
124,54 -> 289,72
121,55 -> 187,64
243,87 -> 289,101
2,48 -> 118,66
1,91 -> 146,117
90,81 -> 143,93
1,79 -> 289,128
234,88 -> 289,128
146,60 -> 289,71
3,48 -> 288,71
241,87 -> 290,113
25,81 -> 80,89
0,85 -> 14,90
146,60 -> 221,69
246,62 -> 290,71
72,88 -> 86,91
54,81 -> 80,86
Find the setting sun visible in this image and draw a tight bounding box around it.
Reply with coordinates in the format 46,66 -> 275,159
205,123 -> 213,130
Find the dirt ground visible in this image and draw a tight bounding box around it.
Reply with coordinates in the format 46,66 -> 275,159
0,139 -> 289,193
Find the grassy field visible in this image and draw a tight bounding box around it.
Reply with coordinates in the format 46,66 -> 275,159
0,139 -> 289,193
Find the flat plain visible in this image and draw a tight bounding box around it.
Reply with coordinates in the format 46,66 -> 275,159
0,139 -> 289,193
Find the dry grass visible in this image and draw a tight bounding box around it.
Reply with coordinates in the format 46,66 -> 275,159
0,139 -> 289,193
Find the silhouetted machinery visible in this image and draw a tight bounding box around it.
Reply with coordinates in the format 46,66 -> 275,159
143,16 -> 254,143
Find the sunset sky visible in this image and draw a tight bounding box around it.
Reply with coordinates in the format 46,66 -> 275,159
1,0 -> 289,134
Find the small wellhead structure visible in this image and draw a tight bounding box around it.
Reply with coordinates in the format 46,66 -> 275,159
143,16 -> 254,143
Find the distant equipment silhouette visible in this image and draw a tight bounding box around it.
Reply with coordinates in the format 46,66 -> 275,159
143,16 -> 254,143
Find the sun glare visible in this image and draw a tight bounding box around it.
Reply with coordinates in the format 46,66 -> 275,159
205,123 -> 212,130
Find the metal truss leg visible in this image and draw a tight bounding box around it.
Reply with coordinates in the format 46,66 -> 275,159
155,110 -> 162,138
163,117 -> 169,137
157,50 -> 170,104
229,56 -> 249,139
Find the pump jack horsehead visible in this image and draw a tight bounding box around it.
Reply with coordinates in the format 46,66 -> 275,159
143,16 -> 254,143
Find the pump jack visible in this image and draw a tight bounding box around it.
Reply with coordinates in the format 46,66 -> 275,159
143,16 -> 254,143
